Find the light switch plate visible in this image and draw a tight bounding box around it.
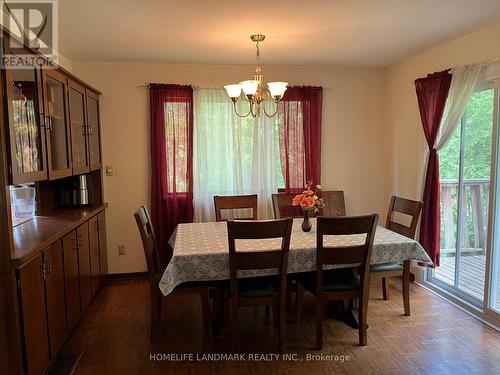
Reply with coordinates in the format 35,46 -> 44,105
105,165 -> 113,176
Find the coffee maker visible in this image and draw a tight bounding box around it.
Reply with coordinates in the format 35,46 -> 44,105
57,174 -> 94,207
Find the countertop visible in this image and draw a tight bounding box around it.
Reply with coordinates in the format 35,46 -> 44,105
11,203 -> 108,265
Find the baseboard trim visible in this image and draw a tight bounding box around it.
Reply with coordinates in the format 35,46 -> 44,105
104,272 -> 148,281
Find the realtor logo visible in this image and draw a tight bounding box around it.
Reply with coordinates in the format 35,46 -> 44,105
0,0 -> 58,68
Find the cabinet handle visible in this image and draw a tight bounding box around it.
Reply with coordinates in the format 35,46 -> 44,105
46,259 -> 52,275
45,116 -> 52,131
89,126 -> 93,136
40,261 -> 46,280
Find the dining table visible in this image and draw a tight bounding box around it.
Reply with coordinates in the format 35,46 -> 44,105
159,218 -> 432,297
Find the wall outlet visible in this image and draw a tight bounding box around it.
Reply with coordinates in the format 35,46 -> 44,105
118,245 -> 125,255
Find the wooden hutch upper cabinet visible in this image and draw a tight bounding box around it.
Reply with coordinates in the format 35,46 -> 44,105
3,46 -> 48,184
16,253 -> 50,375
68,79 -> 90,174
86,90 -> 102,170
41,69 -> 72,180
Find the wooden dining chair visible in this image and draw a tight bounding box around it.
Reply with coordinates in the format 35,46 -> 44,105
370,196 -> 422,316
319,191 -> 346,217
272,191 -> 346,218
134,205 -> 212,341
227,218 -> 293,352
296,214 -> 379,348
271,193 -> 302,218
214,194 -> 258,221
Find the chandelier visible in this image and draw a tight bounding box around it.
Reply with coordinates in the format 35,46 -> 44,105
224,34 -> 288,118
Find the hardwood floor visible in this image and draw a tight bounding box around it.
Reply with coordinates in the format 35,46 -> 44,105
61,277 -> 500,375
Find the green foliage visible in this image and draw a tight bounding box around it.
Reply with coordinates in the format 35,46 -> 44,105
440,89 -> 494,180
439,88 -> 494,251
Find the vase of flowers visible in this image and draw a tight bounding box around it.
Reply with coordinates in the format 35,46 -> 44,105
292,181 -> 325,232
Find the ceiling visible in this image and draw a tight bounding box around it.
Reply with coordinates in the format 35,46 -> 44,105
59,0 -> 500,67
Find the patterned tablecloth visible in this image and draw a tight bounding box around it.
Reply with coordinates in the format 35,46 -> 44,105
159,218 -> 431,296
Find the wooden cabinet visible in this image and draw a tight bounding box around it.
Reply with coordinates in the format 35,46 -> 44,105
42,69 -> 72,180
16,253 -> 50,375
89,215 -> 101,295
98,211 -> 108,282
43,241 -> 67,356
86,90 -> 102,170
63,231 -> 81,332
68,80 -> 89,174
4,64 -> 102,183
3,46 -> 47,184
77,221 -> 92,312
15,209 -> 107,375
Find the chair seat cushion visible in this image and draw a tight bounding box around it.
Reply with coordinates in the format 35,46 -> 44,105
370,262 -> 403,272
237,275 -> 279,298
300,268 -> 360,293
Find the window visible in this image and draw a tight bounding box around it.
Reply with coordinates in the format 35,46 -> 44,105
428,76 -> 500,323
192,89 -> 283,221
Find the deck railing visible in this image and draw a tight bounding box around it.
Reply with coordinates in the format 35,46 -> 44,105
440,178 -> 489,256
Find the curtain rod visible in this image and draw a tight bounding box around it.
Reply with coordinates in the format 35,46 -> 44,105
140,84 -> 331,89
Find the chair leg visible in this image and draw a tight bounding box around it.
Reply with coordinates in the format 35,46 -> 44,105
358,293 -> 368,346
150,287 -> 162,342
316,296 -> 324,350
403,260 -> 411,316
296,282 -> 304,324
264,305 -> 271,323
200,288 -> 212,340
231,299 -> 239,352
278,301 -> 286,353
272,304 -> 279,326
382,277 -> 390,300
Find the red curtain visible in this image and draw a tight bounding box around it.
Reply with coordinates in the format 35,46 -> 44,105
278,86 -> 323,193
415,71 -> 451,267
150,84 -> 193,266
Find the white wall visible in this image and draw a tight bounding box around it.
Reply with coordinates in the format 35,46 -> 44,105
71,62 -> 386,273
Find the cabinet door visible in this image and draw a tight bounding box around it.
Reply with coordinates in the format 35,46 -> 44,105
42,69 -> 72,180
4,47 -> 47,184
43,241 -> 67,356
68,80 -> 89,174
89,215 -> 100,295
98,211 -> 108,282
77,221 -> 92,312
16,253 -> 49,375
63,230 -> 81,332
86,90 -> 102,170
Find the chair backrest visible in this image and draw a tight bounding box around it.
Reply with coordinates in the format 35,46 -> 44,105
272,191 -> 346,218
134,205 -> 161,279
227,218 -> 293,298
318,191 -> 346,217
316,214 -> 379,292
272,193 -> 303,219
214,194 -> 258,222
386,196 -> 423,239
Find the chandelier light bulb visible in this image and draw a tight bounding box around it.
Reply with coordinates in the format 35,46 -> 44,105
239,80 -> 259,96
267,82 -> 288,100
224,84 -> 242,99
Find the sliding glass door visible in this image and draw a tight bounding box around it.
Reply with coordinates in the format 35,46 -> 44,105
428,80 -> 500,324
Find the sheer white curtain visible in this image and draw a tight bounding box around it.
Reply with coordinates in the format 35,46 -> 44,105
193,88 -> 280,221
437,63 -> 482,150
